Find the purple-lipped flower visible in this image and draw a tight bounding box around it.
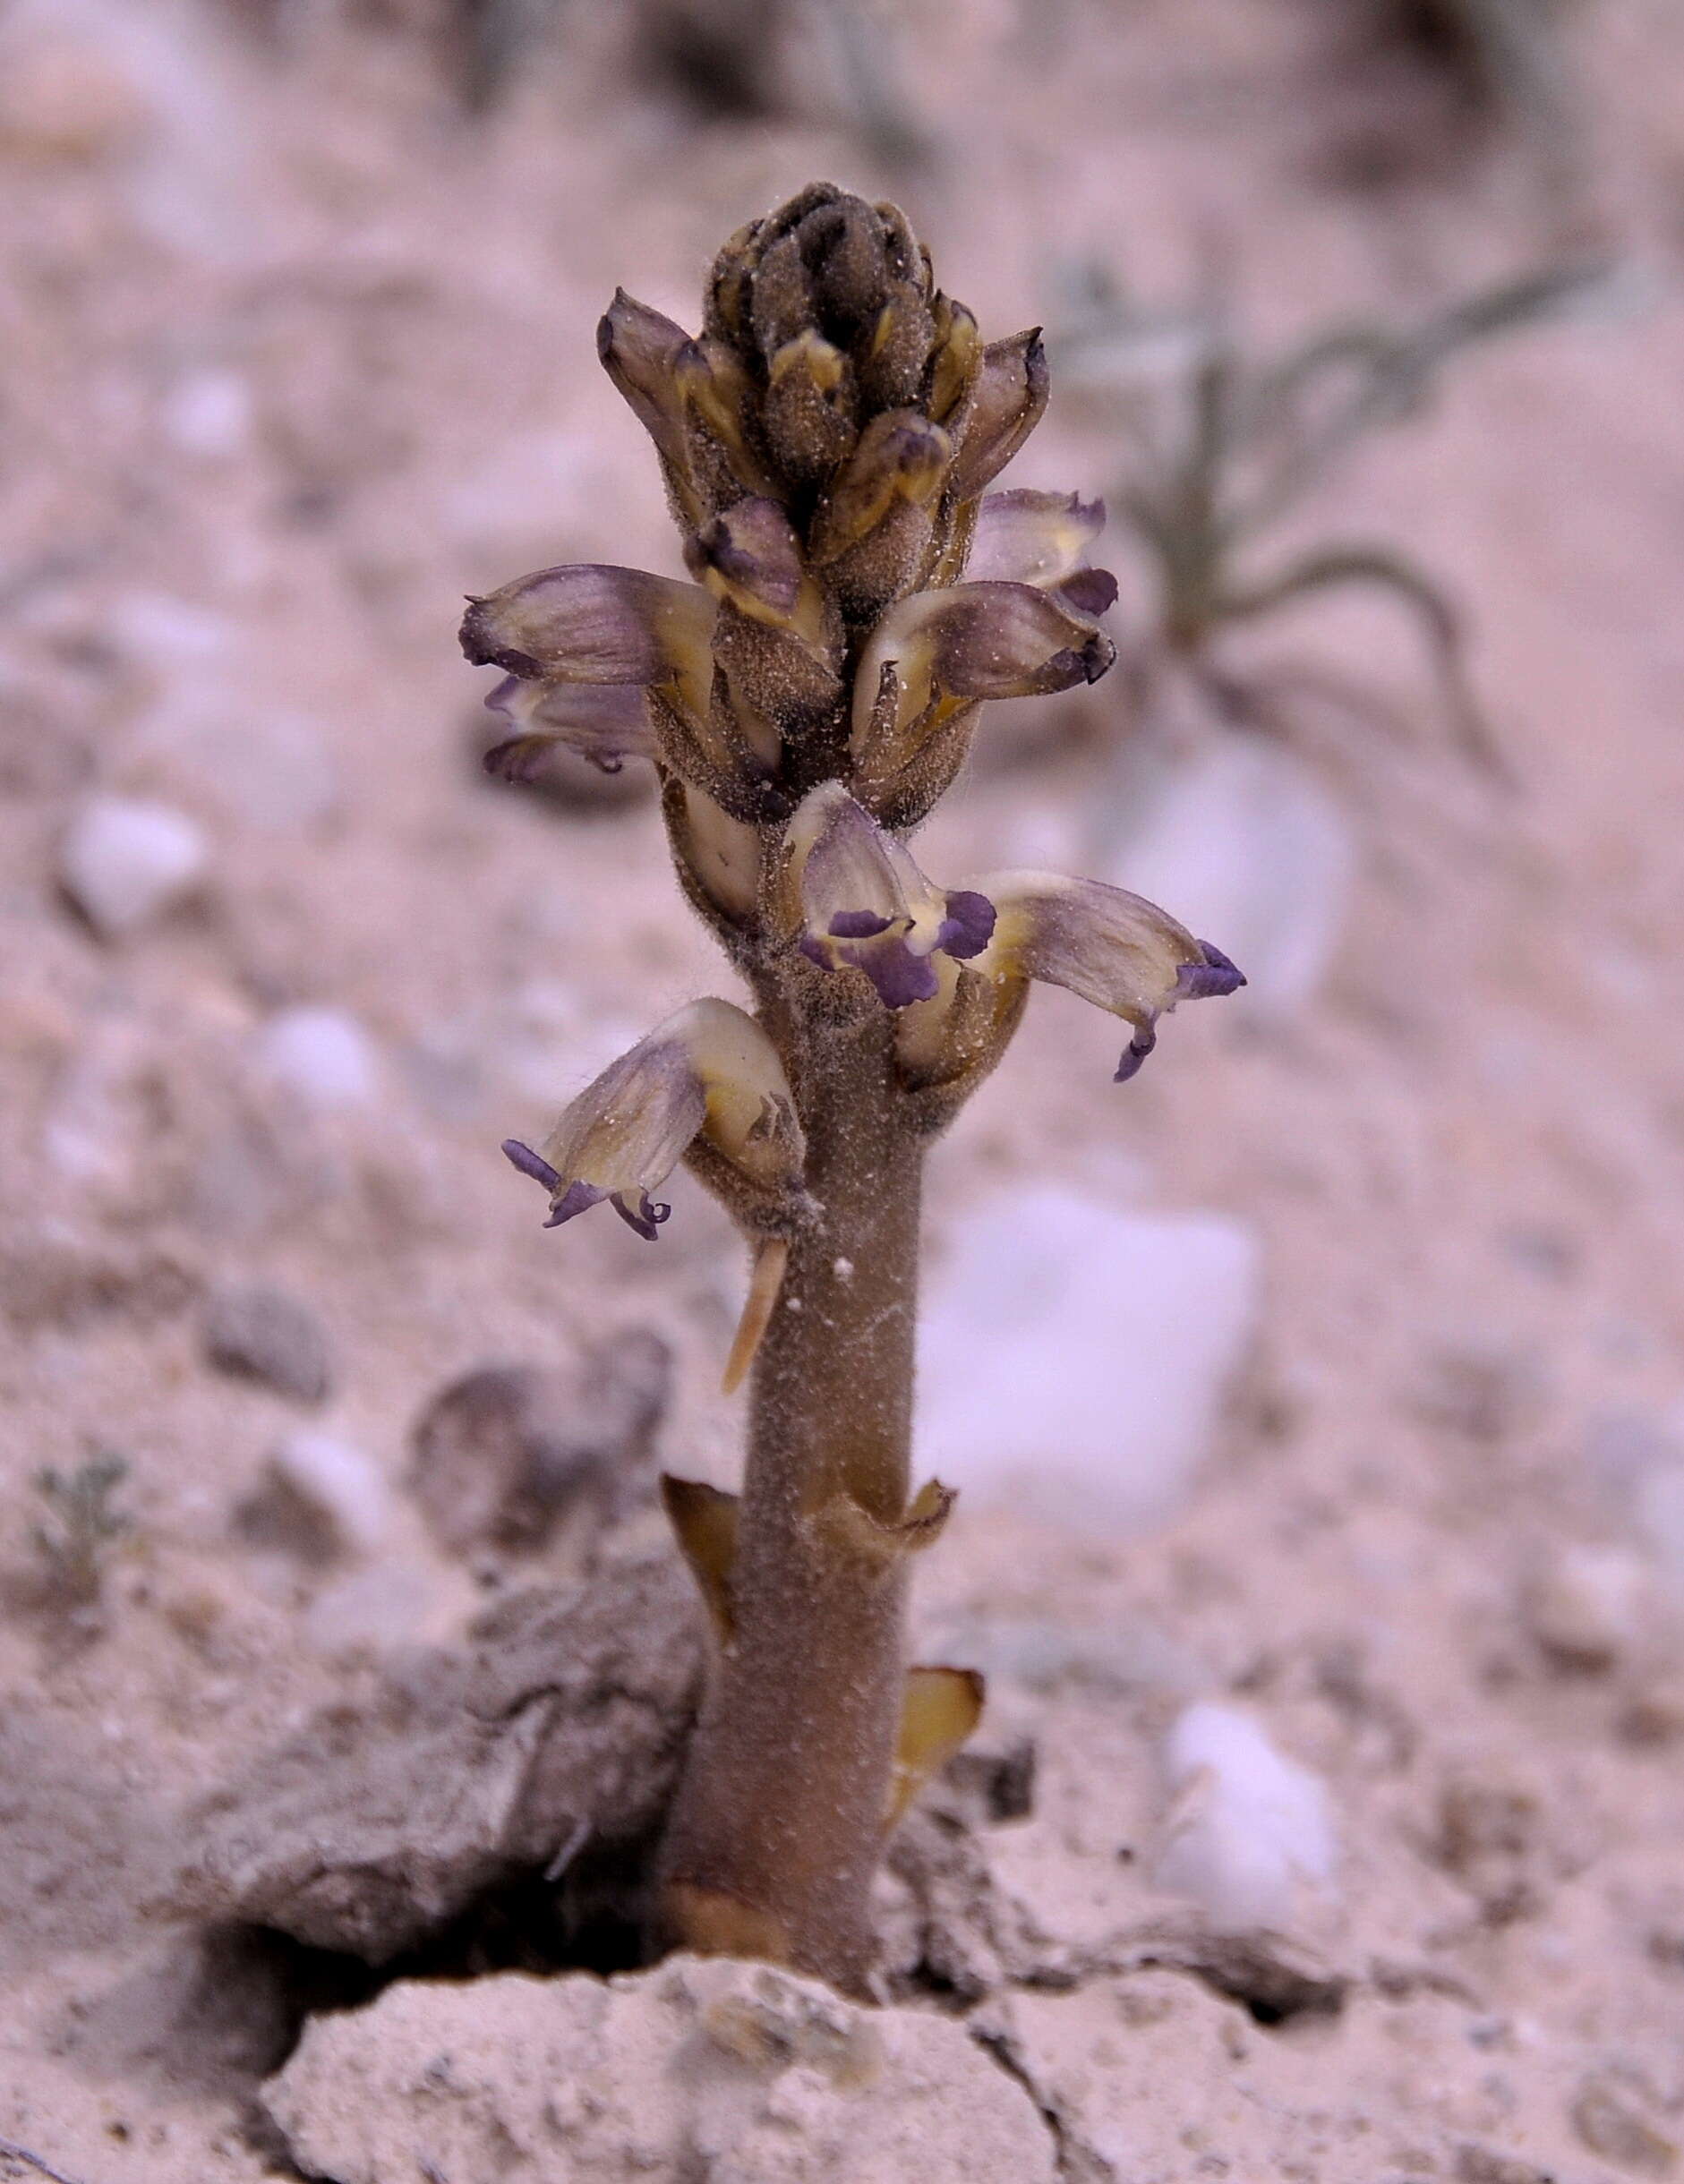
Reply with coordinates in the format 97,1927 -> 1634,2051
501,999 -> 807,1241
787,782 -> 996,1010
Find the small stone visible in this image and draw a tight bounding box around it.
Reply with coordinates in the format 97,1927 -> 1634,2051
407,1330 -> 671,1558
59,796 -> 208,939
261,1956 -> 1057,2184
236,1432 -> 390,1565
203,1284 -> 334,1404
1153,1702 -> 1338,1932
1620,1673 -> 1684,1747
918,1188 -> 1261,1530
1412,1340 -> 1543,1444
1457,2146 -> 1558,2184
1526,1543 -> 1647,1669
1571,2077 -> 1678,2177
1432,1772 -> 1548,1922
160,368 -> 252,459
0,35 -> 150,163
1108,735 -> 1355,1017
147,700 -> 340,832
252,1008 -> 380,1110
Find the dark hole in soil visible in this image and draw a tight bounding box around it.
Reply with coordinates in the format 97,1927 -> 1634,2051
242,1828 -> 666,2077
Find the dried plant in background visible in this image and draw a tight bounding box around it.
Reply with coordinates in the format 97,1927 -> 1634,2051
1376,0 -> 1577,136
464,184 -> 1243,1991
1056,259 -> 1606,780
240,0 -> 925,145
29,1453 -> 132,1613
1331,0 -> 1590,214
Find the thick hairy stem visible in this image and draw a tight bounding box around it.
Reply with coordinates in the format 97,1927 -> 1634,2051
655,1005 -> 920,1992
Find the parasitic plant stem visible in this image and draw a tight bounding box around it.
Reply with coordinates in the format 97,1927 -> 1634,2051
469,184 -> 1244,1992
662,1013 -> 922,1986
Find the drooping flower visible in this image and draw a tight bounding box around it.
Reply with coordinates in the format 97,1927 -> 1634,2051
963,488 -> 1114,610
851,576 -> 1116,791
481,675 -> 656,781
960,872 -> 1244,1079
786,782 -> 995,1009
501,999 -> 806,1239
461,564 -> 717,758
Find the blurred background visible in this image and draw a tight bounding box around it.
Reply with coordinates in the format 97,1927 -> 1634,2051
3,0 -> 1684,2171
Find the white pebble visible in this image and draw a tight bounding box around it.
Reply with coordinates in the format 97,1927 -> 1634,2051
269,1430 -> 391,1559
1154,1702 -> 1337,1931
161,367 -> 252,459
253,1007 -> 380,1109
60,795 -> 208,938
1527,1544 -> 1647,1665
918,1187 -> 1261,1531
1110,737 -> 1355,1017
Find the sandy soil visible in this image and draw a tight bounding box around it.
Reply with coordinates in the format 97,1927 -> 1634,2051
2,1 -> 1683,2178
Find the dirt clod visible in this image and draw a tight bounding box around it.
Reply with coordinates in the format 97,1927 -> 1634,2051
261,1955 -> 1059,2184
169,1543 -> 703,1962
202,1283 -> 335,1405
406,1332 -> 671,1558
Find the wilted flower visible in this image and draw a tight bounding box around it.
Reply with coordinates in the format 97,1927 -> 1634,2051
787,782 -> 994,1008
502,999 -> 806,1239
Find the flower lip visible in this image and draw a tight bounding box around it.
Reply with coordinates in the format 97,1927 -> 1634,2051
1113,1031 -> 1157,1084
611,1190 -> 672,1241
1177,942 -> 1247,1002
1058,567 -> 1120,619
503,1143 -> 673,1242
502,1138 -> 562,1190
935,889 -> 996,960
545,1179 -> 609,1229
843,936 -> 942,1010
829,909 -> 894,940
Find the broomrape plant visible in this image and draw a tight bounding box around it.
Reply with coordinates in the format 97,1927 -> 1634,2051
466,185 -> 1244,1992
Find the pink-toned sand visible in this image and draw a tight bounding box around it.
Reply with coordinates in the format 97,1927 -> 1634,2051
2,3 -> 1682,2179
